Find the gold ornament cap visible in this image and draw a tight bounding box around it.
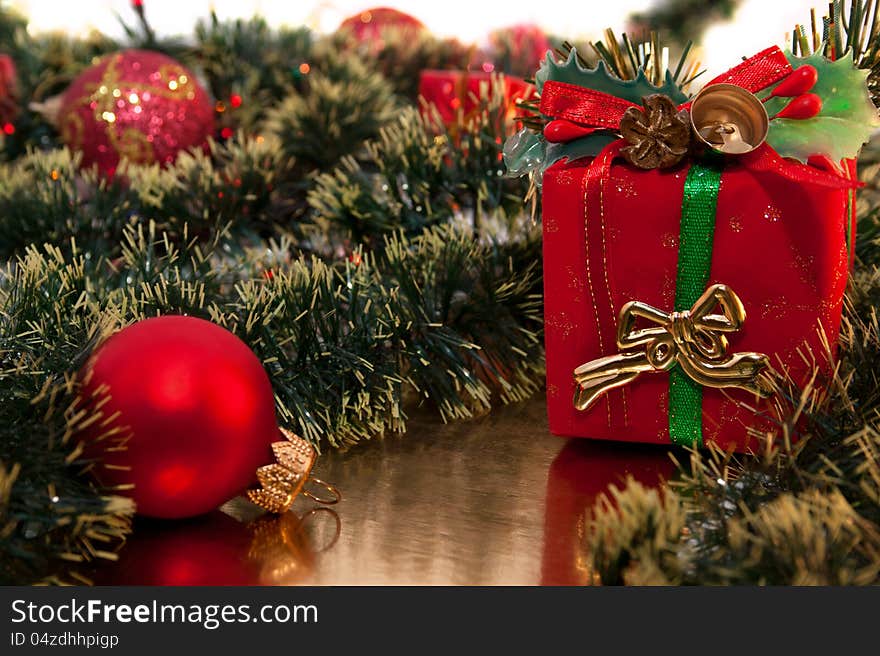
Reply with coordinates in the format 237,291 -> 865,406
247,428 -> 340,514
690,83 -> 768,155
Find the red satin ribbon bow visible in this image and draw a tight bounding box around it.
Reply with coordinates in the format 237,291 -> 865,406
538,46 -> 860,189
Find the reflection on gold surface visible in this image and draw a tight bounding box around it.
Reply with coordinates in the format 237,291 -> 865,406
248,509 -> 340,585
300,398 -> 561,585
232,396 -> 673,585
541,437 -> 674,585
101,397 -> 673,585
93,502 -> 340,586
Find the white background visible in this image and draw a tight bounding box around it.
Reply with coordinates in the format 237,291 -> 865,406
9,0 -> 826,79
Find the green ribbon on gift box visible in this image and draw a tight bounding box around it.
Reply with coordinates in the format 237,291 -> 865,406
669,161 -> 724,447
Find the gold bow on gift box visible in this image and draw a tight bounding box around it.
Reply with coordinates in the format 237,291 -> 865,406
574,284 -> 774,411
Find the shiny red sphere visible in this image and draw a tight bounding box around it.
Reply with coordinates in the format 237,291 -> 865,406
79,316 -> 278,519
58,49 -> 214,176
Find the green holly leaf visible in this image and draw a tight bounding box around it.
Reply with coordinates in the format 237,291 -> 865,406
535,48 -> 689,105
765,51 -> 880,162
503,127 -> 545,178
503,126 -> 616,183
547,133 -> 618,172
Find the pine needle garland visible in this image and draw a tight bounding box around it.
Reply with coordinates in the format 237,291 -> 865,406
264,52 -> 400,172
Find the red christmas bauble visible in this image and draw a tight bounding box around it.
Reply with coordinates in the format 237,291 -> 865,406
79,316 -> 278,519
339,7 -> 425,42
58,49 -> 214,176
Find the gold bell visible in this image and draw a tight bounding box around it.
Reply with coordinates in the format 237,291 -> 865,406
690,83 -> 768,155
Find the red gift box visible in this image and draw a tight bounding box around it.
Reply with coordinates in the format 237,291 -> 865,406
530,45 -> 870,452
418,70 -> 533,128
542,153 -> 851,451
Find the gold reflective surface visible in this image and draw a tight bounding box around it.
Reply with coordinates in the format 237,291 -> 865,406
296,398 -> 563,585
97,396 -> 672,586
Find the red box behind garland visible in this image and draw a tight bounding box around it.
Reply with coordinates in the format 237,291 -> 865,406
418,70 -> 533,127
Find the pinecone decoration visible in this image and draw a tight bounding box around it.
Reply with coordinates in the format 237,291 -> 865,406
620,94 -> 691,169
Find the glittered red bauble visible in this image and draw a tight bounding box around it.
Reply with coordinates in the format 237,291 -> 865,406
79,316 -> 278,519
339,7 -> 425,42
58,49 -> 214,176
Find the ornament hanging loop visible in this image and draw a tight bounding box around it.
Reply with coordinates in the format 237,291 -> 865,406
302,478 -> 341,505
